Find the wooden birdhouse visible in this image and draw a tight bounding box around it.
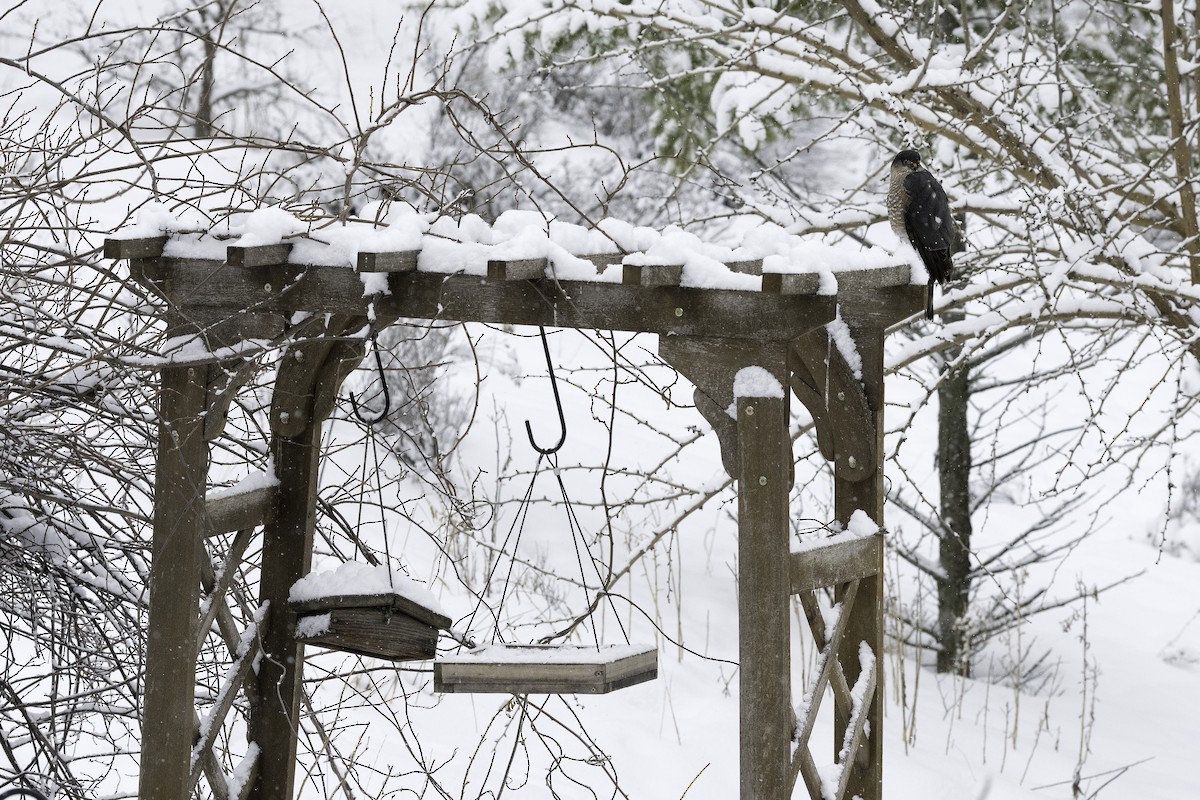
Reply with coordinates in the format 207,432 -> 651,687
435,643 -> 658,695
289,564 -> 451,662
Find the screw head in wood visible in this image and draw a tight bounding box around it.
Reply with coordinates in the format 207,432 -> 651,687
674,307 -> 684,317
758,476 -> 767,486
746,405 -> 755,416
264,283 -> 273,293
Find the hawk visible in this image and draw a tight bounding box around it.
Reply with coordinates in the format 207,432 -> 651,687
887,149 -> 964,319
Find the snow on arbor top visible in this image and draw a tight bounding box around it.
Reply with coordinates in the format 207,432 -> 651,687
289,561 -> 445,616
112,202 -> 908,291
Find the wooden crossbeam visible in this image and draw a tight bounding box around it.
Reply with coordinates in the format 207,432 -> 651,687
123,257 -> 836,341
791,533 -> 883,594
206,486 -> 277,536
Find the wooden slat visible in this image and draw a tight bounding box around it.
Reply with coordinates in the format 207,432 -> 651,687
790,533 -> 883,594
128,259 -> 838,341
227,243 -> 293,267
487,258 -> 548,281
357,250 -> 418,273
577,253 -> 625,271
762,272 -> 820,295
435,645 -> 657,695
797,747 -> 822,800
833,663 -> 877,800
190,611 -> 264,793
205,485 -> 277,536
289,592 -> 451,631
622,263 -> 682,287
104,236 -> 167,259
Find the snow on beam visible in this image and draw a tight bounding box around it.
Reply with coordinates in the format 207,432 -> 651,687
790,532 -> 882,594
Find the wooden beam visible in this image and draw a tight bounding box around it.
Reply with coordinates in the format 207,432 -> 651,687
125,258 -> 838,341
139,365 -> 209,800
227,243 -> 293,268
357,250 -> 418,273
762,272 -> 820,295
622,263 -> 682,287
205,485 -> 277,536
487,258 -> 548,281
833,264 -> 909,290
104,236 -> 167,260
790,533 -> 883,594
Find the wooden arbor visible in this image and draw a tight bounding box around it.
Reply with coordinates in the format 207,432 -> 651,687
105,229 -> 921,800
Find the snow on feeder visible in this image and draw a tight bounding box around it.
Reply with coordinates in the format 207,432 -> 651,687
435,643 -> 657,695
289,562 -> 450,662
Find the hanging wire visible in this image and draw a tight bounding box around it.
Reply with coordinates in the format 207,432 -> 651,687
525,326 -> 567,455
349,336 -> 390,426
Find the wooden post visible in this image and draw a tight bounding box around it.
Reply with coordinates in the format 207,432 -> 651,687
249,424 -> 320,800
736,377 -> 792,800
140,365 -> 209,800
832,325 -> 885,800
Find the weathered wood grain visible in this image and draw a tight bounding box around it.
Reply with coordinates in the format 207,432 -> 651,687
762,272 -> 820,295
790,534 -> 883,594
128,258 -> 837,341
622,263 -> 683,287
487,258 -> 548,281
357,250 -> 418,273
204,486 -> 277,536
295,607 -> 442,662
104,236 -> 167,259
227,243 -> 293,268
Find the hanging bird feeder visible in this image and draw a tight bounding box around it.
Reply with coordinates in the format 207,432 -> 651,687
289,564 -> 451,662
435,643 -> 657,695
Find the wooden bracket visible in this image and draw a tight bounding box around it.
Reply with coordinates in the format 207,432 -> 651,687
789,328 -> 875,482
270,314 -> 371,437
659,336 -> 793,483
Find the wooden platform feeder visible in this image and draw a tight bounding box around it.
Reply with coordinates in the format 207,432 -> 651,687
434,643 -> 658,695
289,592 -> 451,662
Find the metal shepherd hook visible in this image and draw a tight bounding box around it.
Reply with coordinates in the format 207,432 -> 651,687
526,326 -> 566,455
349,336 -> 391,426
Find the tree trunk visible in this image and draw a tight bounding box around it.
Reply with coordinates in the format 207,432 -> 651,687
936,320 -> 973,676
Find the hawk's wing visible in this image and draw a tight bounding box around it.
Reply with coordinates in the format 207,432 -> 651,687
903,171 -> 959,284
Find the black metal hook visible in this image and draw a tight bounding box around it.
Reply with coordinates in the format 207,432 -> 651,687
525,326 -> 566,455
349,339 -> 390,426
